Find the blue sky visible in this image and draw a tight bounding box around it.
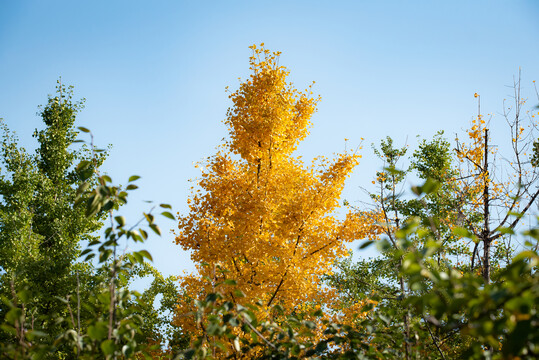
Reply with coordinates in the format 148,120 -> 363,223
1,0 -> 538,278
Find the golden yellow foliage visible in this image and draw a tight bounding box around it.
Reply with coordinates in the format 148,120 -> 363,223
174,45 -> 379,336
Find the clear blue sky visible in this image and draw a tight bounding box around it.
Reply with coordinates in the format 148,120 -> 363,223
1,0 -> 538,278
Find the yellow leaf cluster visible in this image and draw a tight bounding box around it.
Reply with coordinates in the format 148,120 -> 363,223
456,117 -> 486,167
174,45 -> 380,337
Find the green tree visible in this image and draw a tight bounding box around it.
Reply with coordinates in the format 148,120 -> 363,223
0,81 -> 107,346
325,77 -> 539,358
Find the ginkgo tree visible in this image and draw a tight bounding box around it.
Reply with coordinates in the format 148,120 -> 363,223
174,44 -> 380,340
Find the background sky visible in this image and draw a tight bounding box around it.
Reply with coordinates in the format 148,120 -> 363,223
1,0 -> 538,281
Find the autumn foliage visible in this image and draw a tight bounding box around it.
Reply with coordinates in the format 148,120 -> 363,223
1,46 -> 538,359
174,45 -> 379,334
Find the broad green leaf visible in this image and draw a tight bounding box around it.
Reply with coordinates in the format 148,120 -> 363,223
100,339 -> 115,355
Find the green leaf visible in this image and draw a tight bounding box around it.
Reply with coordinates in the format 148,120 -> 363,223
149,224 -> 161,236
359,240 -> 374,249
103,200 -> 114,211
88,323 -> 108,340
412,178 -> 440,196
315,340 -> 328,353
160,203 -> 172,209
513,250 -> 537,262
508,211 -> 524,218
76,182 -> 90,195
80,248 -> 92,257
77,126 -> 91,133
100,339 -> 115,355
84,253 -> 96,262
233,289 -> 245,298
144,213 -> 154,223
304,320 -> 316,329
139,228 -> 148,240
497,226 -> 515,235
376,239 -> 391,252
115,216 -> 126,227
161,211 -> 175,220
128,175 -> 141,182
138,250 -> 153,261
76,160 -> 92,171
17,289 -> 31,303
126,184 -> 138,190
25,330 -> 47,340
452,226 -> 477,241
122,344 -> 135,358
0,324 -> 16,336
133,252 -> 143,264
99,249 -> 112,263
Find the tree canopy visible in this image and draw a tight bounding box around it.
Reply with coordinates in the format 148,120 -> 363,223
0,48 -> 538,360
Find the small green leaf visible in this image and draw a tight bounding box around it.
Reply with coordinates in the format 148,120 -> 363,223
78,126 -> 91,133
80,248 -> 92,257
144,213 -> 154,223
359,240 -> 374,249
76,182 -> 90,195
99,249 -> 112,263
115,216 -> 126,227
84,253 -> 96,262
128,175 -> 141,182
161,211 -> 175,220
149,224 -> 161,235
133,252 -> 143,264
453,227 -> 470,237
411,178 -> 440,196
140,229 -> 148,240
498,227 -> 515,235
103,200 -> 114,211
160,203 -> 172,209
233,289 -> 245,298
76,160 -> 91,171
138,250 -> 153,261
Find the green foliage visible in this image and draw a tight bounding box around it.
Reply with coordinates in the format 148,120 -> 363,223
0,81 -> 109,350
131,263 -> 189,355
0,84 -> 180,359
325,128 -> 538,358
